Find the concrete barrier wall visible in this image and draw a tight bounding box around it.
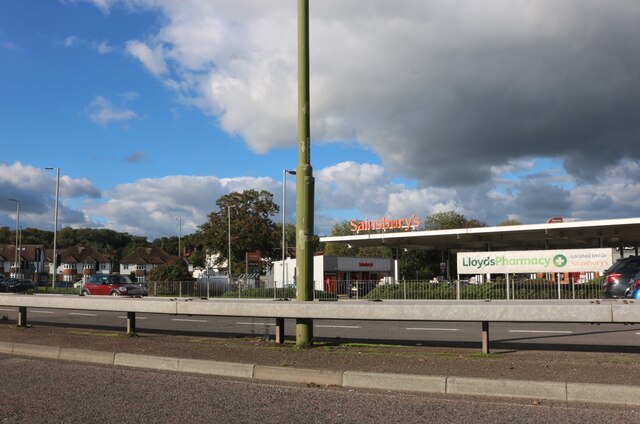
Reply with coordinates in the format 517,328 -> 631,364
1,294 -> 639,324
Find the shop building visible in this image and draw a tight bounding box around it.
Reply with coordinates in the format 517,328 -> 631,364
273,255 -> 392,295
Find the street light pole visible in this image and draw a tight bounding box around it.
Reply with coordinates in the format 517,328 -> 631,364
8,199 -> 20,278
46,167 -> 60,288
174,217 -> 182,256
227,204 -> 237,286
281,169 -> 296,296
296,0 -> 315,347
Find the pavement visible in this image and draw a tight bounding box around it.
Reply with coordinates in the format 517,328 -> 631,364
1,321 -> 640,406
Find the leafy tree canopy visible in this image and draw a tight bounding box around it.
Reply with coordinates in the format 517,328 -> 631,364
197,190 -> 280,274
147,258 -> 192,282
498,218 -> 523,226
423,211 -> 487,230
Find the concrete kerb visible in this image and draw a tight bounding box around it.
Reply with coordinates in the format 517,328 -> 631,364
446,376 -> 567,401
4,341 -> 640,406
343,371 -> 447,394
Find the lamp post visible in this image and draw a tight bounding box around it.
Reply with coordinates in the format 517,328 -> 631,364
8,198 -> 20,278
227,204 -> 237,286
45,167 -> 60,287
281,169 -> 296,295
295,0 -> 315,347
174,217 -> 182,256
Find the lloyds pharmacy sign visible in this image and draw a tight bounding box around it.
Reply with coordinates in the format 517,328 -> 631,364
457,248 -> 614,274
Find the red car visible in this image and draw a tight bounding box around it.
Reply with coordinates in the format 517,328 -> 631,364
80,274 -> 147,297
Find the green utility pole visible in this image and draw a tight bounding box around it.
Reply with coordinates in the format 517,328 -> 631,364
295,0 -> 314,347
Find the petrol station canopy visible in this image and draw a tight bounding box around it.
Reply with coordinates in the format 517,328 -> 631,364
319,217 -> 640,254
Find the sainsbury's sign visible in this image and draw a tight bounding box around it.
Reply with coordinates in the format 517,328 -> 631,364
457,248 -> 614,274
350,215 -> 420,233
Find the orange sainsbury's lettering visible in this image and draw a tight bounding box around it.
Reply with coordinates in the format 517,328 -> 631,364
349,215 -> 421,234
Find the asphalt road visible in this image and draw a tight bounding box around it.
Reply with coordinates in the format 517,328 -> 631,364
1,305 -> 639,351
1,354 -> 638,424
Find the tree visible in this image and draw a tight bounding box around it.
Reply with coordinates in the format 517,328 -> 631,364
498,218 -> 522,226
197,190 -> 280,275
323,220 -> 391,258
147,258 -> 192,281
424,211 -> 486,230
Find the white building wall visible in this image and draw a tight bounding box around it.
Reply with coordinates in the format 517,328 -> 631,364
272,256 -> 325,290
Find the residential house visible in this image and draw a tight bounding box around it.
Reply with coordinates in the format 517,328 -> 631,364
120,247 -> 176,283
53,246 -> 112,283
0,244 -> 46,281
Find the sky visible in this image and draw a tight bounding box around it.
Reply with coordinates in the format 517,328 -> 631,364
2,0 -> 640,241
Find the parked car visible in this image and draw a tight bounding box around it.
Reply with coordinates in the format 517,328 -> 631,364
602,256 -> 640,298
0,278 -> 36,293
80,274 -> 147,297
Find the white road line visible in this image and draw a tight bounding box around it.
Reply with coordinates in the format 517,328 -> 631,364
117,316 -> 148,320
406,327 -> 459,331
237,322 -> 275,326
508,330 -> 573,334
0,308 -> 15,312
69,312 -> 97,317
172,318 -> 209,323
316,325 -> 361,329
30,310 -> 55,314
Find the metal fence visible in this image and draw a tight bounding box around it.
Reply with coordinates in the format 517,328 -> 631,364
139,277 -> 605,301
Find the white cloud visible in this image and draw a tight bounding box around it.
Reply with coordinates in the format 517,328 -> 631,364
93,40 -> 115,54
98,0 -> 640,190
64,36 -> 79,47
0,162 -> 100,229
85,96 -> 140,127
125,40 -> 168,76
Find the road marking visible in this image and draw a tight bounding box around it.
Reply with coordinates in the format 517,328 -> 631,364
237,322 -> 275,326
316,325 -> 361,329
117,316 -> 148,320
406,327 -> 459,331
30,310 -> 55,314
172,318 -> 209,323
69,312 -> 97,317
0,308 -> 15,312
508,330 -> 573,334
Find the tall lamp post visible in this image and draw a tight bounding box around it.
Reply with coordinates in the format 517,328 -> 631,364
46,167 -> 60,287
295,0 -> 315,347
227,204 -> 237,285
174,217 -> 182,256
281,169 -> 296,294
8,198 -> 20,278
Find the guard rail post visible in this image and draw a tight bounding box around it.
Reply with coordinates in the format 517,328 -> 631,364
127,312 -> 136,335
17,306 -> 27,327
482,321 -> 490,354
275,318 -> 285,344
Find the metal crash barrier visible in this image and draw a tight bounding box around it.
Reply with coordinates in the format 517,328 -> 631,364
1,294 -> 639,354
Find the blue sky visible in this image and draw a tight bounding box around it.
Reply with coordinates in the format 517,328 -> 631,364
2,0 -> 640,240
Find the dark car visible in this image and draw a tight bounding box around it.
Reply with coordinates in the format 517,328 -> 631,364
602,256 -> 640,298
80,274 -> 147,297
0,278 -> 36,293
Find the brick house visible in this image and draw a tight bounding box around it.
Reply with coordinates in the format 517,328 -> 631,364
53,246 -> 112,283
0,244 -> 46,281
119,247 -> 177,283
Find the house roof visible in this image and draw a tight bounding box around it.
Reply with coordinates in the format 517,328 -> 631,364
58,246 -> 109,263
0,244 -> 45,262
120,247 -> 176,265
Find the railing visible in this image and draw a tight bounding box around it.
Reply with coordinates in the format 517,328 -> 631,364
119,278 -> 605,301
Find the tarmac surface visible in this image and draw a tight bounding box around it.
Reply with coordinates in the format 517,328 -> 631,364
1,321 -> 639,405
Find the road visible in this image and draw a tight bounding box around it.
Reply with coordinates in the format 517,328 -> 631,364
1,305 -> 639,351
1,354 -> 638,424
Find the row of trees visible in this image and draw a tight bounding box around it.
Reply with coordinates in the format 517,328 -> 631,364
1,189 -> 521,280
